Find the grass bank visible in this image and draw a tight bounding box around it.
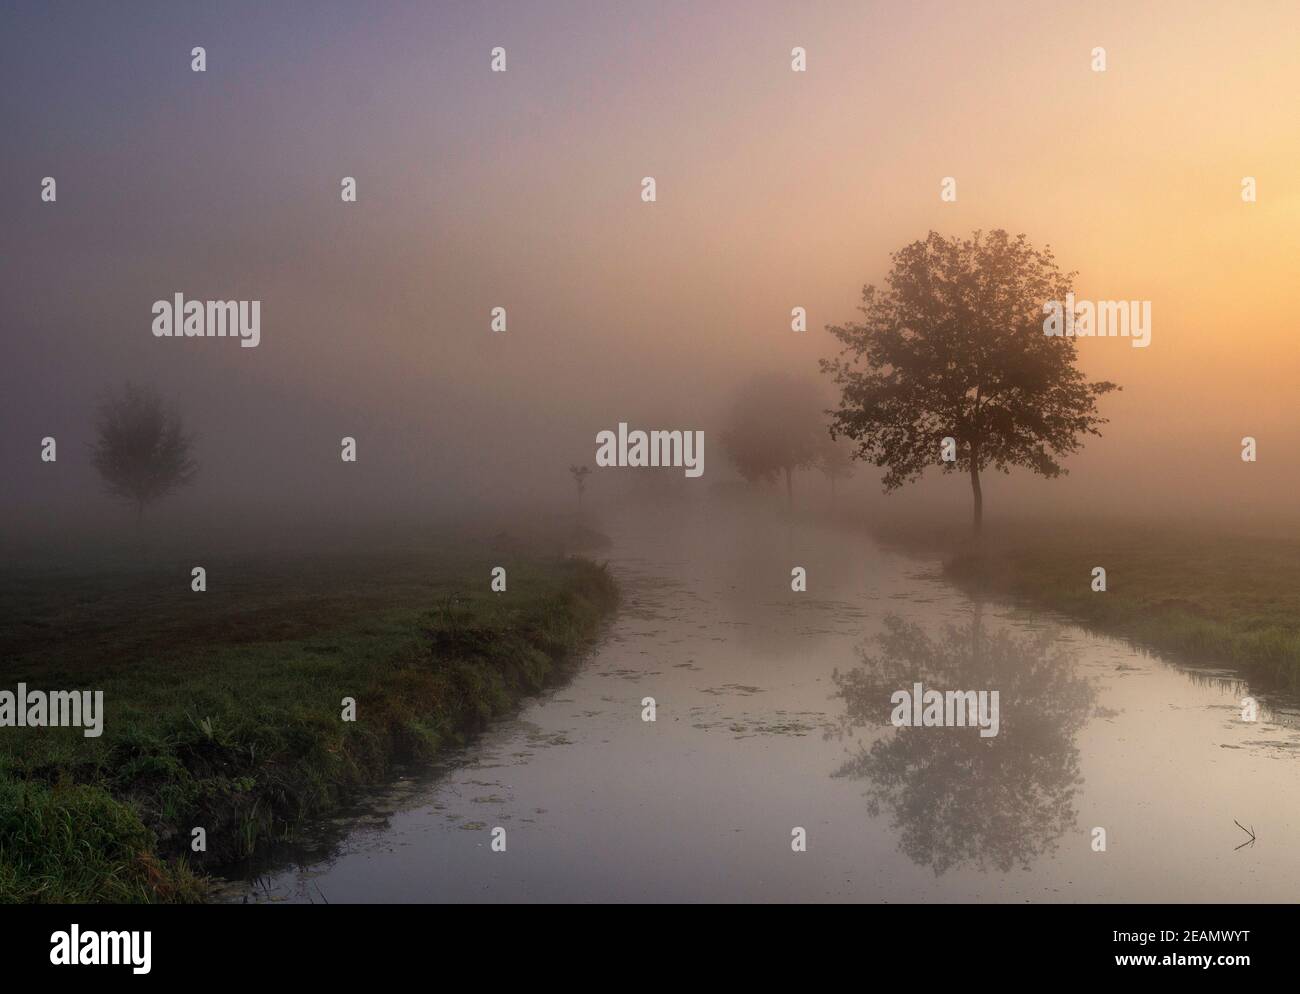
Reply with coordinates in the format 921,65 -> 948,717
940,519 -> 1300,691
0,549 -> 618,903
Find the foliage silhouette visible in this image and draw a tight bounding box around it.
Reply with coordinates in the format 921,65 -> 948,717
721,372 -> 825,510
831,609 -> 1096,875
91,382 -> 197,521
822,230 -> 1118,533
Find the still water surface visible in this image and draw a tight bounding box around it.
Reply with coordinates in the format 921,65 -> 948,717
222,504 -> 1300,902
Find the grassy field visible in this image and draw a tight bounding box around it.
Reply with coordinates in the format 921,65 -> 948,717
939,518 -> 1300,691
0,544 -> 618,903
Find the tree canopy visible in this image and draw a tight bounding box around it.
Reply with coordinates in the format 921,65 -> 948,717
91,382 -> 197,520
821,230 -> 1118,532
720,372 -> 825,509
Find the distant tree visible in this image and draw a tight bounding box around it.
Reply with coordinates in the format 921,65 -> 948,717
817,436 -> 855,505
569,464 -> 591,509
721,372 -> 824,510
91,383 -> 197,521
821,230 -> 1119,535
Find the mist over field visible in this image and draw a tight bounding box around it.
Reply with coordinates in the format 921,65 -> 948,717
3,0 -> 1299,557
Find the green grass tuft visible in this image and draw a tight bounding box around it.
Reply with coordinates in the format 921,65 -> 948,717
0,551 -> 618,903
942,520 -> 1300,690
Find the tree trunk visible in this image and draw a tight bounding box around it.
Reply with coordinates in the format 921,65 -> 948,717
135,500 -> 146,558
969,460 -> 983,536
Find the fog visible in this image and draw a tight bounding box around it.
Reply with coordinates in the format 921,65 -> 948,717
4,0 -> 1299,556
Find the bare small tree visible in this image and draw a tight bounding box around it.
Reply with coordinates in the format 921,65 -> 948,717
91,383 -> 197,522
569,464 -> 591,509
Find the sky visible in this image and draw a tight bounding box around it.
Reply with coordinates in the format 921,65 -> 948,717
3,0 -> 1298,539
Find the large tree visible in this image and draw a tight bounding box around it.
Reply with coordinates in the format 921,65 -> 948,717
91,382 -> 198,521
821,230 -> 1118,534
721,372 -> 824,510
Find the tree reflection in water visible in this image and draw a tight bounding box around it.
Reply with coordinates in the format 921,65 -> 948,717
831,606 -> 1096,875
